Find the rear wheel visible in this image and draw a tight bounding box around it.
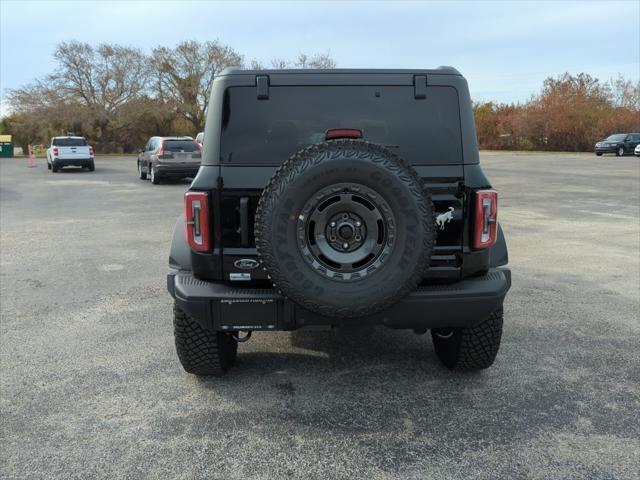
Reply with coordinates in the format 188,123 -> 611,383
431,307 -> 504,371
88,161 -> 95,172
596,152 -> 602,157
52,164 -> 59,173
138,161 -> 147,180
616,147 -> 625,157
173,305 -> 237,376
47,160 -> 52,170
150,165 -> 160,184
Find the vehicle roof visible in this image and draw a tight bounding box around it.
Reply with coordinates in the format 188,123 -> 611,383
218,66 -> 462,76
155,136 -> 194,140
52,136 -> 85,139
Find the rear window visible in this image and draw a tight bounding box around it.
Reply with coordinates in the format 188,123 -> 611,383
220,85 -> 462,165
163,140 -> 199,152
53,138 -> 87,147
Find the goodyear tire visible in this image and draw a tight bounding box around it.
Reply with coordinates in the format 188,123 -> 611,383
431,307 -> 504,371
173,305 -> 237,376
255,140 -> 434,319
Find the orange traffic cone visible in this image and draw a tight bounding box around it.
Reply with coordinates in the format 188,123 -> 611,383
27,145 -> 36,168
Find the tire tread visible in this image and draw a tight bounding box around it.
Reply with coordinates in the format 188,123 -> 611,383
255,140 -> 434,319
173,305 -> 237,376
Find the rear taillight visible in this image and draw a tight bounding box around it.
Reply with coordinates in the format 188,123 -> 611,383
184,192 -> 210,252
53,147 -> 59,156
157,140 -> 164,157
473,189 -> 498,249
89,146 -> 94,156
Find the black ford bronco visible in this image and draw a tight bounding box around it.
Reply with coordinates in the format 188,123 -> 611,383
167,68 -> 511,376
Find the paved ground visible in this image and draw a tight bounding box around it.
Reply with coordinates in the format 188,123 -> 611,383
1,153 -> 639,479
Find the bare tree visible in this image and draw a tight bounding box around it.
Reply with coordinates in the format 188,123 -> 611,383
264,52 -> 336,70
270,58 -> 289,69
53,41 -> 149,116
49,41 -> 151,149
296,52 -> 336,69
151,40 -> 243,132
609,74 -> 640,110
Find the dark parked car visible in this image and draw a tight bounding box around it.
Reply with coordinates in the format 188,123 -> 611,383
595,133 -> 640,157
167,67 -> 511,376
137,136 -> 202,184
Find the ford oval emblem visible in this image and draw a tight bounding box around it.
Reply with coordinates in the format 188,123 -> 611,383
234,258 -> 259,270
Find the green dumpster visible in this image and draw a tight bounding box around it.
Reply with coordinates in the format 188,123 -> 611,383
0,135 -> 14,157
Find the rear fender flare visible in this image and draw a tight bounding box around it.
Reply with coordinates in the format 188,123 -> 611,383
489,223 -> 508,267
169,216 -> 191,271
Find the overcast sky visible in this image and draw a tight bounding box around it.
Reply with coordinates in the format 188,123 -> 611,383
1,0 -> 639,116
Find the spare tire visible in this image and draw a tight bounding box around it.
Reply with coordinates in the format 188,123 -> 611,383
255,140 -> 434,318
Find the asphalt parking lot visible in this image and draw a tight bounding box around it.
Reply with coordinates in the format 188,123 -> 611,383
1,152 -> 639,479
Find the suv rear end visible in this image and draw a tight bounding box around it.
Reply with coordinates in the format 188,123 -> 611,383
167,68 -> 511,376
138,136 -> 202,184
48,136 -> 95,172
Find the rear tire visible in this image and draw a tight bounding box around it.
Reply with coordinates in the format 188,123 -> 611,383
88,161 -> 95,172
52,164 -> 59,173
616,147 -> 625,157
150,165 -> 160,184
431,307 -> 503,371
596,153 -> 602,157
47,161 -> 52,170
173,305 -> 237,376
138,161 -> 147,180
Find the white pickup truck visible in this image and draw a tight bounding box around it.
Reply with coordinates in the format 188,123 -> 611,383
47,136 -> 95,172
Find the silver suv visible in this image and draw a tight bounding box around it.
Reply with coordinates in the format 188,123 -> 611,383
137,136 -> 202,184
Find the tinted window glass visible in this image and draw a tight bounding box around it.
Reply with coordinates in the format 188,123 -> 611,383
606,134 -> 626,142
220,85 -> 462,164
163,140 -> 199,152
53,138 -> 87,147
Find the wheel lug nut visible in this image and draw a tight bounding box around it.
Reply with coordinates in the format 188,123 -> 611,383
330,222 -> 336,227
356,221 -> 361,227
343,242 -> 349,249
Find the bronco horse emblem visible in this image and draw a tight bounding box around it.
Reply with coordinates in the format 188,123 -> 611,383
435,207 -> 455,230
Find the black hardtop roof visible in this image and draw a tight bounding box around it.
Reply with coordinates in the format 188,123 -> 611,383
218,66 -> 462,77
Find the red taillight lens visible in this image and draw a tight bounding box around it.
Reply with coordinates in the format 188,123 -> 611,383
89,146 -> 94,156
157,140 -> 164,157
53,147 -> 59,156
325,128 -> 363,140
473,189 -> 498,249
184,192 -> 210,252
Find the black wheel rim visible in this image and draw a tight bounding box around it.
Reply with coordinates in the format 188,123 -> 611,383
296,183 -> 396,282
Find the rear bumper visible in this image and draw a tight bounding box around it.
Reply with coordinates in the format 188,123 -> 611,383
155,164 -> 200,177
53,158 -> 93,166
168,268 -> 511,332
